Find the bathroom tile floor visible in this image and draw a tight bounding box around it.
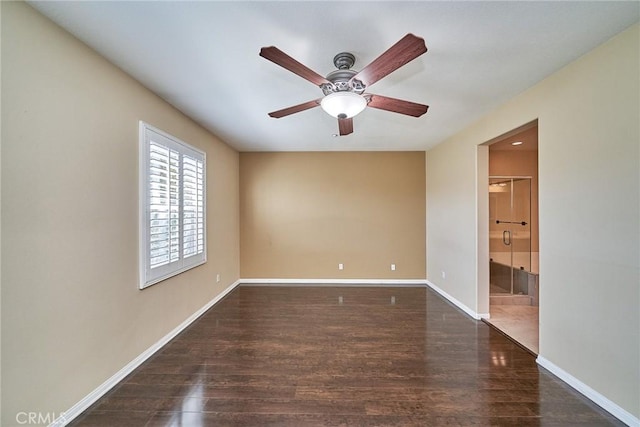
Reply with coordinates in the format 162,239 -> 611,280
485,305 -> 539,354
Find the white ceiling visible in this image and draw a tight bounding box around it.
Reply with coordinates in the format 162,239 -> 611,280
29,1 -> 639,152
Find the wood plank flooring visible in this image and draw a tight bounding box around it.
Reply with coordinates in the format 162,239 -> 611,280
69,285 -> 622,426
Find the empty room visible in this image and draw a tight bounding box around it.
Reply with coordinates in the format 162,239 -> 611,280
2,1 -> 639,426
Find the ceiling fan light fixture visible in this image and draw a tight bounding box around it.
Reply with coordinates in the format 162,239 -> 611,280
320,92 -> 367,118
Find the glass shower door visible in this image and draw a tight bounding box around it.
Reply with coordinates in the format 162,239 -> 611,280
489,177 -> 531,294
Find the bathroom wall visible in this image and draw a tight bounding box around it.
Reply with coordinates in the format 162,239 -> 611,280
489,125 -> 539,254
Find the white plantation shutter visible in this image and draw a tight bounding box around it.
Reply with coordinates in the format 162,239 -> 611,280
182,154 -> 204,259
148,143 -> 180,269
140,122 -> 206,288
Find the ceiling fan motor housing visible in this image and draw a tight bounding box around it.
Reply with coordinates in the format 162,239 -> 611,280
333,52 -> 356,70
321,52 -> 366,96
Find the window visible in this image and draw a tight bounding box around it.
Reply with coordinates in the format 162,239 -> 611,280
139,122 -> 206,288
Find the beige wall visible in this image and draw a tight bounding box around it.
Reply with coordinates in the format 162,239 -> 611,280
427,23 -> 639,418
1,3 -> 239,425
240,152 -> 426,279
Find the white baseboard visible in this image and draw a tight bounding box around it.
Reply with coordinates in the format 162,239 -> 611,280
239,278 -> 428,286
52,280 -> 241,427
537,356 -> 639,427
425,280 -> 483,320
244,279 -> 485,321
425,281 -> 637,426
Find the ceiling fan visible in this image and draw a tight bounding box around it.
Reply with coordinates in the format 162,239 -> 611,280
260,33 -> 429,136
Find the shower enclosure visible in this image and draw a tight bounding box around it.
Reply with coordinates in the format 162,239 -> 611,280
489,177 -> 532,296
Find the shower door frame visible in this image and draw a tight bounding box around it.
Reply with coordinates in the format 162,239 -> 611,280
489,175 -> 532,295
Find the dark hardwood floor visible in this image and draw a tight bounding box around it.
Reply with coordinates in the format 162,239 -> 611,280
70,285 -> 622,426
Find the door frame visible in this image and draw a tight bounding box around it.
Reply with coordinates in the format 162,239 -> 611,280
477,119 -> 538,318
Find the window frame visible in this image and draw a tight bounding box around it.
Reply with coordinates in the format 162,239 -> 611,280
139,121 -> 206,289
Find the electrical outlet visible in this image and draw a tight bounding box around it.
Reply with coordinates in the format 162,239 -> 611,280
216,274 -> 221,283
441,271 -> 446,279
338,263 -> 344,270
391,264 -> 396,271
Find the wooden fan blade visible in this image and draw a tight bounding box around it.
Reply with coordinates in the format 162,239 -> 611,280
366,94 -> 429,117
351,34 -> 427,87
338,117 -> 353,136
268,99 -> 322,118
260,46 -> 331,87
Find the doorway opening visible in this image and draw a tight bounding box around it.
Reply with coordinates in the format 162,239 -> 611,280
483,121 -> 539,354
